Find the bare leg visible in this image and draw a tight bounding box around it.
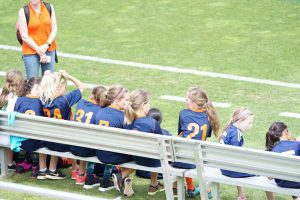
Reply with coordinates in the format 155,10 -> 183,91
71,159 -> 78,171
265,191 -> 274,200
150,172 -> 158,185
237,186 -> 245,199
6,149 -> 14,165
78,160 -> 86,174
120,167 -> 135,178
39,153 -> 47,170
49,155 -> 58,171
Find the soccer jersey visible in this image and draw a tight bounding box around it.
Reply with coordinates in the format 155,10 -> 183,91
271,140 -> 300,188
14,96 -> 43,116
220,124 -> 255,178
43,89 -> 82,120
124,116 -> 163,167
94,105 -> 124,128
74,99 -> 100,125
178,109 -> 212,140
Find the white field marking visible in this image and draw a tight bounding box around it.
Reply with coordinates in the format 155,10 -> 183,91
1,44 -> 300,89
160,95 -> 231,108
279,112 -> 300,119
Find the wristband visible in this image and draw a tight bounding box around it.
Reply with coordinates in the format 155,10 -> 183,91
46,42 -> 51,47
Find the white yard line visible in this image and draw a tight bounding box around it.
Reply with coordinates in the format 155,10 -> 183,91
160,95 -> 231,108
1,44 -> 300,89
279,112 -> 300,119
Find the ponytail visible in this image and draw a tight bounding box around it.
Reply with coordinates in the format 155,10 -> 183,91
19,77 -> 41,97
205,101 -> 220,137
124,101 -> 135,125
92,86 -> 110,107
266,122 -> 287,151
0,85 -> 9,109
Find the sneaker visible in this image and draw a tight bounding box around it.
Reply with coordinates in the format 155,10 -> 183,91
71,169 -> 78,180
15,161 -> 32,174
187,187 -> 200,198
83,177 -> 101,189
37,170 -> 47,180
7,162 -> 16,170
76,174 -> 86,185
31,166 -> 39,179
123,177 -> 134,197
112,172 -> 123,193
148,181 -> 164,195
45,169 -> 66,180
99,178 -> 115,192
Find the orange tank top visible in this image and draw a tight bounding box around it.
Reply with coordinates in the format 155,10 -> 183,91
22,2 -> 56,55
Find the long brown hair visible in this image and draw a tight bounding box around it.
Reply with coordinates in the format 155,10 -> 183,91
19,77 -> 41,96
91,86 -> 110,107
0,70 -> 24,109
124,89 -> 150,125
187,87 -> 220,137
265,122 -> 287,151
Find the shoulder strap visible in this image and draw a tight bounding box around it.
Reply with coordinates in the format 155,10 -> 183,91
43,2 -> 52,17
23,5 -> 29,25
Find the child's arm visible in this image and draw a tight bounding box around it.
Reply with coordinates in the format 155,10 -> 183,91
59,70 -> 85,93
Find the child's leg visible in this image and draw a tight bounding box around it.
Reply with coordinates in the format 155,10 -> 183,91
39,153 -> 47,171
72,159 -> 78,171
237,186 -> 245,199
120,167 -> 135,179
86,162 -> 95,180
103,165 -> 113,181
150,172 -> 158,186
6,149 -> 14,166
49,155 -> 59,171
265,191 -> 274,200
78,161 -> 86,175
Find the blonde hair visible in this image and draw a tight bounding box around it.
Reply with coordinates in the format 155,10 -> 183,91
187,87 -> 220,137
124,89 -> 150,125
40,70 -> 66,105
106,85 -> 128,104
221,107 -> 254,138
0,70 -> 24,109
91,86 -> 110,107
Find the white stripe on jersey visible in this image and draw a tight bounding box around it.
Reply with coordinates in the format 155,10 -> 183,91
281,150 -> 296,156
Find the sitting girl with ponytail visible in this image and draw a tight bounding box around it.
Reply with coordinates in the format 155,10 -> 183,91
265,122 -> 300,200
13,77 -> 44,177
173,87 -> 220,198
219,107 -> 254,200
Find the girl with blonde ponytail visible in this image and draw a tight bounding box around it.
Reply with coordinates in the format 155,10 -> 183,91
173,87 -> 220,198
122,89 -> 164,196
219,107 -> 254,200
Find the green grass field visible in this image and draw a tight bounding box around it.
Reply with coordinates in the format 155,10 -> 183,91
0,0 -> 300,199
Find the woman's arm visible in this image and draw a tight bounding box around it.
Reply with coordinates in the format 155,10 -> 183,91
18,8 -> 41,54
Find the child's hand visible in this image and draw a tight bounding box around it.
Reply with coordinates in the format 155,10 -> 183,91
58,70 -> 71,79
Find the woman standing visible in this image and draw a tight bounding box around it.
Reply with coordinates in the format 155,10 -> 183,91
18,0 -> 57,79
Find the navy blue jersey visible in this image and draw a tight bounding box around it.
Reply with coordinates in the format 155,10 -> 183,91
74,99 -> 100,125
220,124 -> 244,147
14,96 -> 43,116
271,140 -> 300,188
94,105 -> 124,128
178,109 -> 212,141
43,89 -> 82,120
124,116 -> 163,135
124,116 -> 163,167
220,124 -> 255,178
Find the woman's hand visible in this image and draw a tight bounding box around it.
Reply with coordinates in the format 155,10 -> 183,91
39,44 -> 49,54
39,54 -> 48,63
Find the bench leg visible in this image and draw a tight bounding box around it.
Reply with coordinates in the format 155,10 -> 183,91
0,147 -> 8,177
211,183 -> 220,200
177,176 -> 185,200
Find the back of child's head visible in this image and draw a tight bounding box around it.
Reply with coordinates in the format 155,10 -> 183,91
91,86 -> 110,107
0,70 -> 24,108
19,77 -> 41,96
147,108 -> 163,124
221,107 -> 253,136
266,122 -> 287,151
187,87 -> 220,137
106,85 -> 128,104
124,89 -> 150,125
40,70 -> 63,105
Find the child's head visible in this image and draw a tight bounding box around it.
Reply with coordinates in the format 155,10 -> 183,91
147,108 -> 163,124
186,87 -> 220,137
229,107 -> 254,132
91,86 -> 110,107
106,85 -> 129,109
0,70 -> 24,108
40,70 -> 65,105
265,122 -> 290,151
124,89 -> 150,125
20,77 -> 41,96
